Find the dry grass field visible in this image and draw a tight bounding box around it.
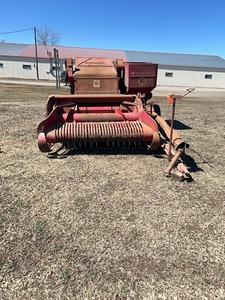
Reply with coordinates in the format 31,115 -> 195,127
0,83 -> 225,299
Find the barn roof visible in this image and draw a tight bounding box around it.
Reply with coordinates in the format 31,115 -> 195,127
124,50 -> 225,69
1,42 -> 225,69
0,43 -> 27,56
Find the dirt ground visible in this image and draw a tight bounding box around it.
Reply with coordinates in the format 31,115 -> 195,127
0,83 -> 225,300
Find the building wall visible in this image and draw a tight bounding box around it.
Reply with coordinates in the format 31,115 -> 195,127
0,59 -> 60,80
0,58 -> 225,89
158,67 -> 225,88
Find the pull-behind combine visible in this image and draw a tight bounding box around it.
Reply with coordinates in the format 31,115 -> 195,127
37,57 -> 192,180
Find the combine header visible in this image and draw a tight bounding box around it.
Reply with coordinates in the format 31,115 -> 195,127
37,57 -> 192,180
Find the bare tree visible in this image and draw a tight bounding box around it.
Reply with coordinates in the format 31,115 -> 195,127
37,27 -> 60,46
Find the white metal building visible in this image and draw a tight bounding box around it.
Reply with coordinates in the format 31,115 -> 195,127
0,42 -> 225,89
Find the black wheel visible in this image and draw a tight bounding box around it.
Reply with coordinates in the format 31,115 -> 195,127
70,83 -> 75,94
153,104 -> 161,116
148,92 -> 153,99
60,71 -> 67,83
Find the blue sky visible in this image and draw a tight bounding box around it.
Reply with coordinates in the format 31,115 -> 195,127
1,0 -> 225,58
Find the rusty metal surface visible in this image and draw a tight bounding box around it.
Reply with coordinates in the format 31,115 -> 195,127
54,121 -> 144,143
124,63 -> 158,94
37,56 -> 192,180
152,112 -> 185,150
65,57 -> 157,96
74,58 -> 119,94
45,94 -> 136,115
37,94 -> 160,152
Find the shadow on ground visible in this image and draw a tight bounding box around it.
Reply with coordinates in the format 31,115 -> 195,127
166,119 -> 192,130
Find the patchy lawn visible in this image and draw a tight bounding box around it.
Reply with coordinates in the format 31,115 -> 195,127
0,83 -> 225,299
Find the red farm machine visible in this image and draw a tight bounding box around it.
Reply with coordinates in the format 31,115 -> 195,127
37,57 -> 192,181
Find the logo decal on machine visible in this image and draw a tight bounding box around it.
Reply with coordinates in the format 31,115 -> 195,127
138,78 -> 147,86
93,80 -> 101,88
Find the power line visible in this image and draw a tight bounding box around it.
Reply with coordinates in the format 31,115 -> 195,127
0,26 -> 40,80
0,27 -> 33,35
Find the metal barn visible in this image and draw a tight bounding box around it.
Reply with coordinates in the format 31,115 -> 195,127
0,42 -> 225,89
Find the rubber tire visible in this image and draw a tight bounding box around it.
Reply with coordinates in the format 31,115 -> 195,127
153,104 -> 161,116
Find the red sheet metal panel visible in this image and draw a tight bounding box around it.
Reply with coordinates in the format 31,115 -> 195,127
75,57 -> 119,94
37,95 -> 160,152
124,62 -> 158,94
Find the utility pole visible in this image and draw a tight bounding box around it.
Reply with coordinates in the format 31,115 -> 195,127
34,27 -> 39,80
54,48 -> 60,90
57,49 -> 60,89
